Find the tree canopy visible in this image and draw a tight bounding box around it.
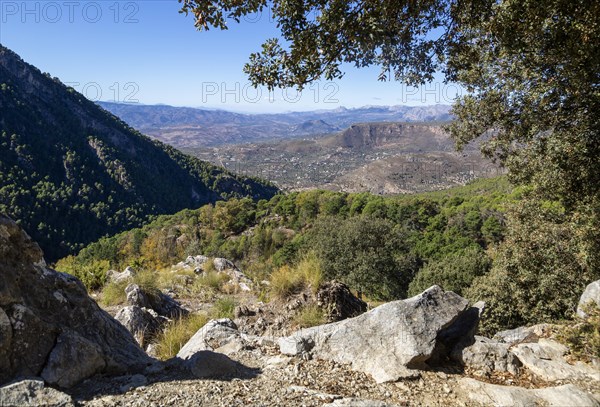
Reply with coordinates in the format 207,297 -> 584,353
179,0 -> 599,205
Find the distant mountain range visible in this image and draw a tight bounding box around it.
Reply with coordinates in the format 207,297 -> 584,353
98,102 -> 452,148
0,46 -> 277,261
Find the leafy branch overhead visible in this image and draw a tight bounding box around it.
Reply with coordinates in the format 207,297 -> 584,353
179,0 -> 600,210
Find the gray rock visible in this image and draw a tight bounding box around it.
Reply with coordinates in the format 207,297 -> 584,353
183,350 -> 239,378
511,339 -> 599,382
177,318 -> 240,359
213,258 -> 253,291
107,267 -> 136,284
578,280 -> 600,318
0,216 -> 151,387
323,399 -> 403,407
115,306 -> 163,347
0,379 -> 74,407
431,301 -> 484,365
0,307 -> 12,370
213,257 -> 236,272
278,336 -> 314,356
40,332 -> 107,388
125,284 -> 187,319
316,280 -> 367,322
118,374 -> 148,393
451,335 -> 521,376
278,285 -> 469,383
493,323 -> 554,345
458,378 -> 600,406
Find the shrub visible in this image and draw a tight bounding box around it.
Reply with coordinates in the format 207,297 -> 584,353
294,304 -> 326,328
269,265 -> 305,299
100,280 -> 128,306
295,251 -> 323,294
467,199 -> 600,335
55,256 -> 110,291
306,216 -> 410,300
407,247 -> 491,297
193,271 -> 229,293
155,313 -> 208,360
557,304 -> 600,362
210,297 -> 236,319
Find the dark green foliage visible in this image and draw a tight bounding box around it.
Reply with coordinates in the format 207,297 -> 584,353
408,247 -> 491,297
59,177 -> 510,297
467,199 -> 600,335
305,216 -> 411,300
0,47 -> 277,261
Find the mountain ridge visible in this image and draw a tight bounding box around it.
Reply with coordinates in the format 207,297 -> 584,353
0,45 -> 278,261
98,101 -> 452,147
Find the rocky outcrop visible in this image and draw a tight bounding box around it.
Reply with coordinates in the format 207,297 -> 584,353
115,306 -> 164,348
278,285 -> 471,383
578,280 -> 600,318
511,339 -> 599,382
107,267 -> 136,284
0,215 -> 151,388
0,379 -> 74,407
173,255 -> 253,291
125,283 -> 187,319
316,281 -> 367,322
177,319 -> 242,359
458,378 -> 600,406
451,336 -> 521,376
213,258 -> 253,291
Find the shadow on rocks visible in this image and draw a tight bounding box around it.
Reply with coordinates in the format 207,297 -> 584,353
67,352 -> 262,402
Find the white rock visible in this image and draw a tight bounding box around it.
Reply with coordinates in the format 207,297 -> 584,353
278,286 -> 470,383
459,378 -> 599,406
511,339 -> 599,382
578,280 -> 600,318
177,319 -> 240,360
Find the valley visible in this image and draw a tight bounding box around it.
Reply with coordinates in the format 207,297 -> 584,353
184,122 -> 502,194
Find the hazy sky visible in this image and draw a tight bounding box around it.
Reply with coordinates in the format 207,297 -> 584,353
0,1 -> 462,112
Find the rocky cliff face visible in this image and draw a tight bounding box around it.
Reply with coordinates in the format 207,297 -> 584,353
0,215 -> 151,388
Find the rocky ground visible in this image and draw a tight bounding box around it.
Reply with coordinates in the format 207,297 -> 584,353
1,218 -> 599,407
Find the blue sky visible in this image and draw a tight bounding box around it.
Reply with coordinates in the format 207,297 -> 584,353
0,0 -> 461,113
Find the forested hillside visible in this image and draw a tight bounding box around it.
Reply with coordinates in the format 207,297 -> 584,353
0,46 -> 277,261
58,177 -> 513,315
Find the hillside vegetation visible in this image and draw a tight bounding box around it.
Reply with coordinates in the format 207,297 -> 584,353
58,178 -> 512,308
0,46 -> 277,261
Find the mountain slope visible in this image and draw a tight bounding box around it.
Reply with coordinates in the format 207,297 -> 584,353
0,46 -> 278,261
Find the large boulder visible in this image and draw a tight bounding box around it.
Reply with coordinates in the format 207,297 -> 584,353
182,350 -> 240,379
0,215 -> 151,387
177,318 -> 242,359
125,283 -> 187,319
0,379 -> 74,407
316,280 -> 367,322
577,280 -> 600,318
115,306 -> 164,348
278,285 -> 470,383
